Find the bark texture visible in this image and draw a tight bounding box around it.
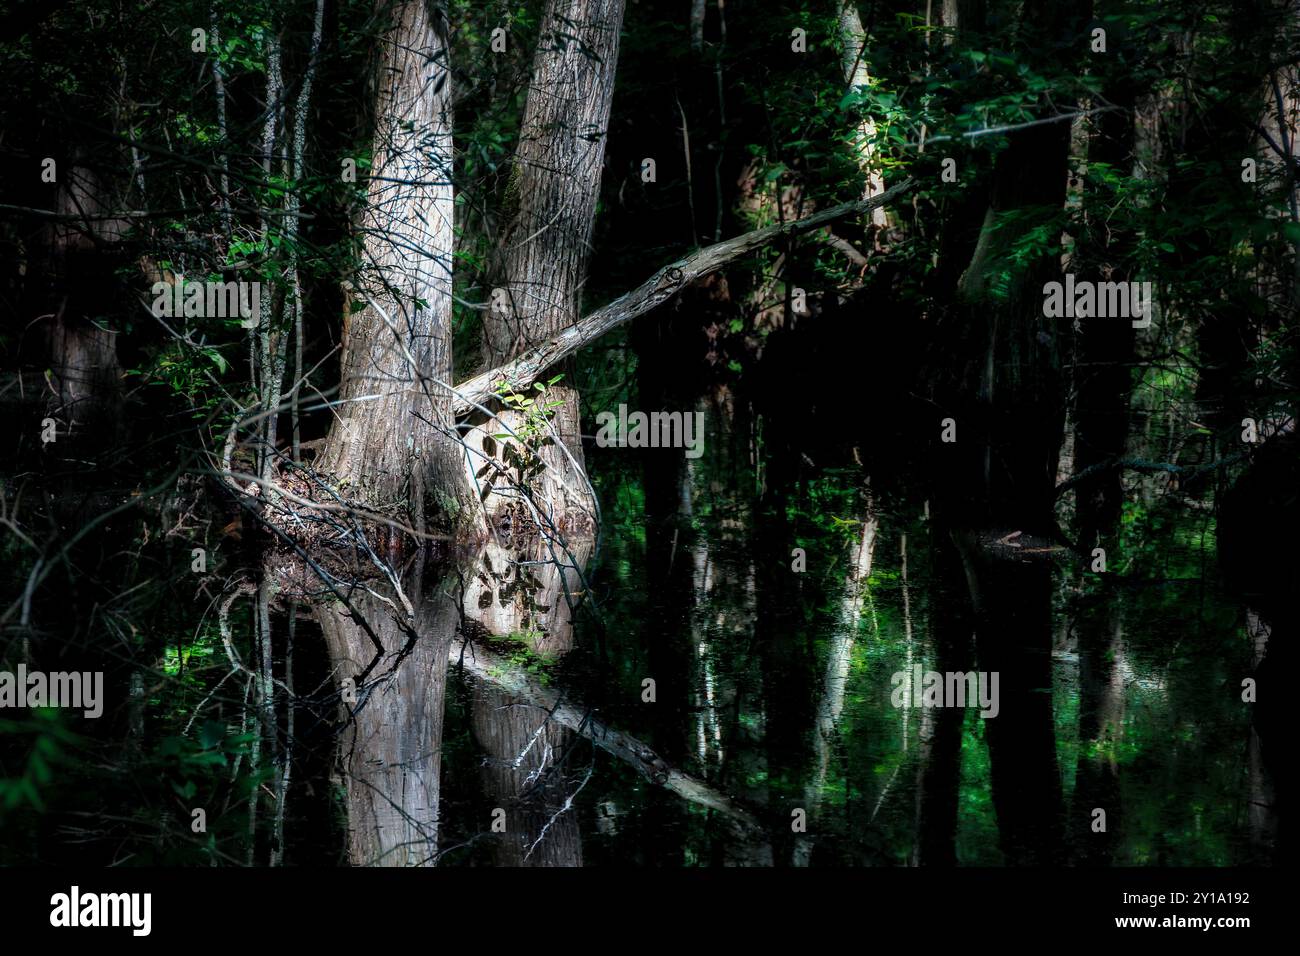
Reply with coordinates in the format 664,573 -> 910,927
838,1 -> 888,227
42,158 -> 127,451
319,0 -> 466,526
462,0 -> 627,535
316,570 -> 459,867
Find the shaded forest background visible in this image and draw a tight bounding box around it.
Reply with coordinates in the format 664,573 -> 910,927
0,0 -> 1296,866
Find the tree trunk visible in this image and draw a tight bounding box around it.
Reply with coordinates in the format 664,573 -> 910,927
838,1 -> 888,229
463,530 -> 593,865
927,0 -> 1081,864
911,531 -> 972,866
318,0 -> 467,529
463,0 -> 626,535
1067,65 -> 1139,865
315,561 -> 459,866
41,156 -> 128,454
794,483 -> 878,866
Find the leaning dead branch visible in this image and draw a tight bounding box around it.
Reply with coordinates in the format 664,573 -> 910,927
1054,450 -> 1254,497
452,178 -> 915,415
450,635 -> 767,842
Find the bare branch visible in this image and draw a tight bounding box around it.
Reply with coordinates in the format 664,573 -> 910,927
451,636 -> 767,841
1054,451 -> 1253,498
452,177 -> 915,415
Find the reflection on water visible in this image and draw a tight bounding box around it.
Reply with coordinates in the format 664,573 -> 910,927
0,395 -> 1270,868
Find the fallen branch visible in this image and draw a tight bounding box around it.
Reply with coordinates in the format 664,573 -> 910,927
1054,451 -> 1252,498
450,636 -> 766,842
452,177 -> 915,416
922,106 -> 1125,145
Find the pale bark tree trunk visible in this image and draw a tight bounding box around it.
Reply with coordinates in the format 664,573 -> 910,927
838,1 -> 888,228
472,678 -> 586,867
690,0 -> 707,52
459,0 -> 624,865
793,484 -> 877,866
464,0 -> 626,536
463,530 -> 593,865
256,33 -> 284,487
318,0 -> 467,529
316,563 -> 459,866
287,0 -> 326,465
685,386 -> 772,866
941,0 -> 959,41
684,390 -> 756,777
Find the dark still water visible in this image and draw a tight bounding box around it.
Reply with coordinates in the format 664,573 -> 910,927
0,379 -> 1269,868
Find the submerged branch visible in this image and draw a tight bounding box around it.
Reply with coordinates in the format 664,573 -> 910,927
450,636 -> 767,842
